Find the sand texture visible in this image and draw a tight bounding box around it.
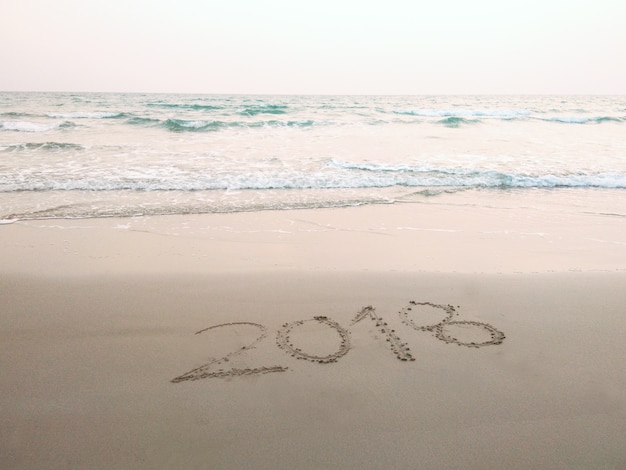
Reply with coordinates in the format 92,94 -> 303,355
2,200 -> 626,469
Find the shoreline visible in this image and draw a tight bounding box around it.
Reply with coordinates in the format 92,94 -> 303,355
2,194 -> 625,275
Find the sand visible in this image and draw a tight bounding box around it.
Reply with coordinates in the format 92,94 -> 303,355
2,195 -> 626,469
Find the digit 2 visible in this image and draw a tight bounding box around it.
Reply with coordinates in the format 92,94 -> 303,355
171,322 -> 288,383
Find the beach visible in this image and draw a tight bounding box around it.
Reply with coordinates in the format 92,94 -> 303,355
2,193 -> 626,469
2,0 -> 626,460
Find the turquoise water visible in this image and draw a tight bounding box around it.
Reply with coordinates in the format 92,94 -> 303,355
1,93 -> 625,220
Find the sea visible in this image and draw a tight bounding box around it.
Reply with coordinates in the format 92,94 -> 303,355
1,93 -> 625,222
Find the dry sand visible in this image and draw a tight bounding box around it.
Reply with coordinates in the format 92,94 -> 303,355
1,197 -> 626,469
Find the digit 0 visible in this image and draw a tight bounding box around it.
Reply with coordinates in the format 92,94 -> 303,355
276,316 -> 351,363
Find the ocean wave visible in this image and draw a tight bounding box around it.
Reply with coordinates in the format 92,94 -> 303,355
45,111 -> 128,119
326,160 -> 626,189
437,117 -> 481,127
2,167 -> 624,192
162,119 -> 227,132
492,172 -> 626,188
393,108 -> 531,118
405,188 -> 471,197
535,116 -> 623,124
1,142 -> 84,152
0,120 -> 75,132
387,108 -> 624,125
126,116 -> 162,126
146,102 -> 225,111
237,104 -> 289,116
249,119 -> 315,128
327,160 -> 418,173
160,118 -> 315,132
595,116 -> 624,123
0,112 -> 38,118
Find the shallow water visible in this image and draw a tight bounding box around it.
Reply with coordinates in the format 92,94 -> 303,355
1,93 -> 625,220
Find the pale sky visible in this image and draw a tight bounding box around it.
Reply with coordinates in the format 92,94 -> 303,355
1,0 -> 625,94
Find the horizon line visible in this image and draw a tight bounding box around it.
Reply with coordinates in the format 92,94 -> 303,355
2,90 -> 625,96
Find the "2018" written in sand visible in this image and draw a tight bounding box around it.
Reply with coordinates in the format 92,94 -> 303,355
171,301 -> 506,383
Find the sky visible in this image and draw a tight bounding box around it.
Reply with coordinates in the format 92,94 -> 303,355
1,0 -> 625,94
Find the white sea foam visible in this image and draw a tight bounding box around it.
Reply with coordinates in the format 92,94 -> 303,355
46,112 -> 123,119
535,115 -> 624,124
392,108 -> 531,118
1,120 -> 69,132
2,165 -> 624,193
0,92 -> 624,220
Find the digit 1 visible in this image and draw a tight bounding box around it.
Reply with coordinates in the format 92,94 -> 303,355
351,306 -> 415,361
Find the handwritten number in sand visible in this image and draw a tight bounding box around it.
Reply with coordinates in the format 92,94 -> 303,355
171,322 -> 287,383
400,301 -> 506,347
172,302 -> 505,382
276,316 -> 351,363
351,306 -> 415,361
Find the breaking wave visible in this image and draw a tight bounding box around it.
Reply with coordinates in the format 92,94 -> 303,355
437,117 -> 481,127
536,116 -> 624,124
3,163 -> 624,192
0,120 -> 75,132
393,108 -> 531,118
1,142 -> 84,152
392,109 -> 624,125
45,112 -> 128,119
237,104 -> 289,116
146,102 -> 225,111
326,160 -> 626,189
1,92 -> 624,221
162,119 -> 228,132
126,116 -> 161,126
160,118 -> 315,132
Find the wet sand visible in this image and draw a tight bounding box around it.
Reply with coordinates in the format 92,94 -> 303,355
1,200 -> 626,469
